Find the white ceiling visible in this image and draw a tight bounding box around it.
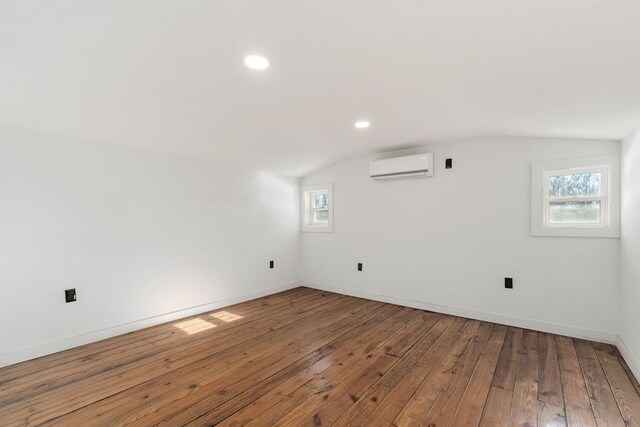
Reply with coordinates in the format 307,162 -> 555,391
1,1 -> 640,176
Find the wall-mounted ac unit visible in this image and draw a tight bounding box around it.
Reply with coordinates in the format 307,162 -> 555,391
370,153 -> 434,181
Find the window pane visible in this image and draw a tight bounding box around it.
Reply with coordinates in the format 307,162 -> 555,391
314,210 -> 329,222
314,193 -> 328,208
549,200 -> 601,223
548,172 -> 601,198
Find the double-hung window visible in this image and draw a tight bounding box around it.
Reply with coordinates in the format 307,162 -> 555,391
301,184 -> 333,232
531,155 -> 620,238
544,167 -> 608,227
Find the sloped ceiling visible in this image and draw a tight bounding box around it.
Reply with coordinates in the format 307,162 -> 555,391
1,1 -> 639,176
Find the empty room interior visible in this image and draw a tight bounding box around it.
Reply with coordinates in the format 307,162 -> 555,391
2,1 -> 640,426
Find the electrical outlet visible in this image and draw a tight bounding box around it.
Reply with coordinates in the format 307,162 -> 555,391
357,262 -> 363,271
445,158 -> 453,169
269,260 -> 274,269
65,288 -> 77,303
505,278 -> 513,289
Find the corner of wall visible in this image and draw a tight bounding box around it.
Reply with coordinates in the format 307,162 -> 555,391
619,125 -> 640,384
617,336 -> 640,384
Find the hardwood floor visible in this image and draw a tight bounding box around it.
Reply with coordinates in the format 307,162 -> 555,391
1,287 -> 639,426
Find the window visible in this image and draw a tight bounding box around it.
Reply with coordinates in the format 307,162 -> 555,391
301,184 -> 333,232
531,155 -> 620,238
545,168 -> 607,226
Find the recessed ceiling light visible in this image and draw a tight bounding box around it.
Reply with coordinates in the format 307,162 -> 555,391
354,121 -> 371,129
244,54 -> 269,70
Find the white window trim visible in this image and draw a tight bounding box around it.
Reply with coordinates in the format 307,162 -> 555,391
301,184 -> 333,233
531,154 -> 620,238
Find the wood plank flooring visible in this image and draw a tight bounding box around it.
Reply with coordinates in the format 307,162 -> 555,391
1,287 -> 639,426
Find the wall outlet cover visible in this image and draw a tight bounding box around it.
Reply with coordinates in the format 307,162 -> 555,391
65,288 -> 77,303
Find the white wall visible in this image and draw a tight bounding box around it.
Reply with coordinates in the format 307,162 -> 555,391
0,127 -> 300,366
301,137 -> 620,342
0,130 -> 628,367
620,127 -> 640,379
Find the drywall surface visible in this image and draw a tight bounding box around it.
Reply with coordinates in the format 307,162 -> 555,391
0,127 -> 300,365
301,137 -> 620,340
620,127 -> 640,378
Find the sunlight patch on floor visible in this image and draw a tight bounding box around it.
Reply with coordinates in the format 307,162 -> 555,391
210,311 -> 243,323
174,318 -> 217,335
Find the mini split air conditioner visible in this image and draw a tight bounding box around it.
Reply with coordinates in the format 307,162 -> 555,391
369,153 -> 434,181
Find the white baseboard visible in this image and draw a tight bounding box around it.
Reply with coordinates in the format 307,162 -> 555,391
616,336 -> 640,383
0,281 -> 300,368
301,281 -> 618,344
4,280 -> 633,382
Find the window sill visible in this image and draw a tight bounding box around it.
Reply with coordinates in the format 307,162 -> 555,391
531,225 -> 620,238
301,226 -> 333,233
